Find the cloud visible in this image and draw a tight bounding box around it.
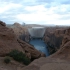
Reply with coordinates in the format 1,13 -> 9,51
0,1 -> 22,14
0,1 -> 23,23
52,4 -> 70,15
0,0 -> 70,25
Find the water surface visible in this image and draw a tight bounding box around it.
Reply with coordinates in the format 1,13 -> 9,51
29,39 -> 49,56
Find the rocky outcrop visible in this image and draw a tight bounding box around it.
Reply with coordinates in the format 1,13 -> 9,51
44,27 -> 68,54
10,22 -> 29,42
17,39 -> 46,59
11,22 -> 25,37
55,29 -> 66,36
51,28 -> 70,60
0,21 -> 45,59
0,21 -> 24,56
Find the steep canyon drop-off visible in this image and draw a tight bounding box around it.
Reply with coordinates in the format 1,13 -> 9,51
1,21 -> 70,70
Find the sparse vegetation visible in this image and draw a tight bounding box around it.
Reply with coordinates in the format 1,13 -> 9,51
8,50 -> 31,65
4,56 -> 11,64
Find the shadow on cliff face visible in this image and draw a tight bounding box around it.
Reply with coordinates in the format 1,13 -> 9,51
50,28 -> 70,60
44,27 -> 69,55
46,35 -> 63,54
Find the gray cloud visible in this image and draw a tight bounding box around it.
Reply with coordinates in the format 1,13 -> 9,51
0,0 -> 70,25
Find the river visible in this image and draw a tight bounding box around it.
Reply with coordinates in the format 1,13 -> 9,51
29,39 -> 49,56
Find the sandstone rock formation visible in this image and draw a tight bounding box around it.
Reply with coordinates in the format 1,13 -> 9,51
0,21 -> 25,56
21,57 -> 70,70
0,21 -> 45,59
10,22 -> 30,42
17,39 -> 45,59
11,22 -> 25,37
0,21 -> 70,70
21,27 -> 70,70
51,28 -> 70,60
44,27 -> 68,54
55,29 -> 66,36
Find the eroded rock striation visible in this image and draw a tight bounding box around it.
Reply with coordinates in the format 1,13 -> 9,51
44,27 -> 68,54
51,28 -> 70,60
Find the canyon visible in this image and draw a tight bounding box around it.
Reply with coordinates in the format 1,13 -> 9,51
0,21 -> 70,70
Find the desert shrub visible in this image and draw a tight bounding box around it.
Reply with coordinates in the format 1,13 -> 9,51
8,50 -> 31,65
4,56 -> 11,64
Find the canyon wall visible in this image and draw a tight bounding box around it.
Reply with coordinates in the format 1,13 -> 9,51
51,28 -> 70,60
44,27 -> 69,54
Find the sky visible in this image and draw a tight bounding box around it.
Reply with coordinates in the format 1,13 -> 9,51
0,0 -> 70,25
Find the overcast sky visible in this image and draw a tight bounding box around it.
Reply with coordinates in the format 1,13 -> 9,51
0,0 -> 70,25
